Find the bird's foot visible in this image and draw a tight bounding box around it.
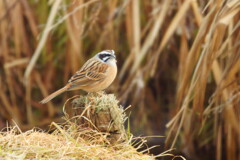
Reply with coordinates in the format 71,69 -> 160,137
88,91 -> 105,97
96,91 -> 105,97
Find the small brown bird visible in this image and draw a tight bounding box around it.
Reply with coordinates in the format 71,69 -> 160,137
40,50 -> 117,104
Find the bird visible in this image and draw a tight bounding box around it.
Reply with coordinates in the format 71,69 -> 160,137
40,50 -> 117,104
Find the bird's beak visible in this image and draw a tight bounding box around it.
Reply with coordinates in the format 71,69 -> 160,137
111,54 -> 116,59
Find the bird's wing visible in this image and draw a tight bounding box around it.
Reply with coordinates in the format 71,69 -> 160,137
68,60 -> 108,88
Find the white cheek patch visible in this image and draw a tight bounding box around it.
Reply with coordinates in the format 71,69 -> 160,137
106,58 -> 116,66
102,57 -> 109,62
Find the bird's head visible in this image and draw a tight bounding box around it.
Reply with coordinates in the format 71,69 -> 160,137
97,50 -> 116,65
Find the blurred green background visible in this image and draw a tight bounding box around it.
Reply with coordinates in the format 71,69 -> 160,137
0,0 -> 239,159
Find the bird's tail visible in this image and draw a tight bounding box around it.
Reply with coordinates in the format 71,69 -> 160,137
40,86 -> 68,104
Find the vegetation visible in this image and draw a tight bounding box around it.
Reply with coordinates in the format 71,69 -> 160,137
0,94 -> 162,160
0,0 -> 239,159
0,123 -> 156,159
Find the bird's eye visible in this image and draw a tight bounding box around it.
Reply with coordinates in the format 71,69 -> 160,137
99,53 -> 112,62
99,54 -> 103,60
99,54 -> 109,60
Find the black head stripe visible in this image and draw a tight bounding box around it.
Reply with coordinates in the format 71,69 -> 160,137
99,53 -> 111,61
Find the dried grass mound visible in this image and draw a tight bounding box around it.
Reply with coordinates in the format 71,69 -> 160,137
0,125 -> 159,159
68,93 -> 127,144
0,125 -> 155,159
0,93 -> 157,160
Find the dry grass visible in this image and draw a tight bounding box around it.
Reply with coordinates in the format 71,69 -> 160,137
0,122 -> 156,160
0,93 -> 172,160
165,0 -> 240,159
69,93 -> 126,134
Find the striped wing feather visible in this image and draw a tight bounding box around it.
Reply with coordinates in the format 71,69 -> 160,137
68,60 -> 108,88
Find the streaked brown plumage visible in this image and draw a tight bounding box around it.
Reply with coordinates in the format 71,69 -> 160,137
40,50 -> 117,104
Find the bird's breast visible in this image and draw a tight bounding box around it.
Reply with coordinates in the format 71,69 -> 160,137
83,64 -> 117,92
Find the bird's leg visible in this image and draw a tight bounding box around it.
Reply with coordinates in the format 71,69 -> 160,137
96,91 -> 105,96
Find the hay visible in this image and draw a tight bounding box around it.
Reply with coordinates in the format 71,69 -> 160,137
0,126 -> 155,159
69,93 -> 127,143
0,93 -> 156,160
